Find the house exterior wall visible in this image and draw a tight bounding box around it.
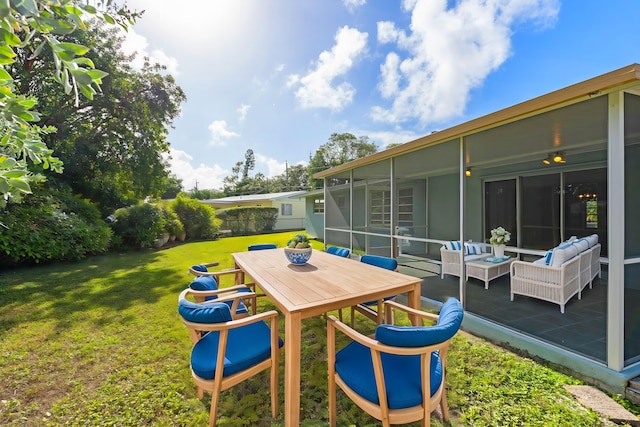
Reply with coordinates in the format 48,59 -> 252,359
304,197 -> 324,240
272,198 -> 305,230
315,66 -> 640,393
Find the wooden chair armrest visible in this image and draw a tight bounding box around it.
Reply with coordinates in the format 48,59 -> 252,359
187,266 -> 242,277
183,309 -> 279,332
382,300 -> 438,323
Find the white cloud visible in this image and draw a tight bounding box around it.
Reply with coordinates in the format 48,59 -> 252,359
208,120 -> 239,146
373,0 -> 559,125
120,28 -> 180,75
165,148 -> 227,191
237,104 -> 251,122
288,26 -> 368,111
343,0 -> 366,12
256,154 -> 287,178
367,129 -> 421,148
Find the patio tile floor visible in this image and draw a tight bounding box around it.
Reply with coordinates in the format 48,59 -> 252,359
398,259 -> 609,362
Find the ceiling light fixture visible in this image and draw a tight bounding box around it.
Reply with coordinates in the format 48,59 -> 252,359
465,167 -> 471,177
553,152 -> 565,163
542,155 -> 551,165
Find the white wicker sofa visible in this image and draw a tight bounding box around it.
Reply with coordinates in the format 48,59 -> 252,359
440,241 -> 491,279
510,234 -> 601,313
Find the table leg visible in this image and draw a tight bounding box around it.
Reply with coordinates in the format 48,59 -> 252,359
284,312 -> 302,426
407,282 -> 422,326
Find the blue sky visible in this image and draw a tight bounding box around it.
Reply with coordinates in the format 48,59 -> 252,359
122,0 -> 640,191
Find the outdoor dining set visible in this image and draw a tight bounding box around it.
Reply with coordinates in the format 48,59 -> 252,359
177,244 -> 464,426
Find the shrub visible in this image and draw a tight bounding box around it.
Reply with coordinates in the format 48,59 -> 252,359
0,184 -> 112,266
216,206 -> 278,236
157,202 -> 184,237
110,203 -> 165,248
170,197 -> 219,240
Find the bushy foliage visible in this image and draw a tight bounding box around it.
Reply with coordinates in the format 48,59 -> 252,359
0,184 -> 111,266
170,197 -> 219,240
216,206 -> 278,235
110,203 -> 166,249
157,201 -> 184,237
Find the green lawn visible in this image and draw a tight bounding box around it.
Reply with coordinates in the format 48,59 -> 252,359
0,231 -> 628,426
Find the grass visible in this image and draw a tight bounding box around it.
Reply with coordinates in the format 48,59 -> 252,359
0,231 -> 632,426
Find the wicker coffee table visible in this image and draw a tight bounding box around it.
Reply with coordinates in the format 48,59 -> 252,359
466,256 -> 515,289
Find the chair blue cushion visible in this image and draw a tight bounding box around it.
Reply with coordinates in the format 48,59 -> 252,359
191,321 -> 284,379
191,264 -> 209,273
248,243 -> 277,251
327,246 -> 339,255
178,299 -> 233,324
360,255 -> 398,271
182,281 -> 251,315
337,248 -> 351,257
374,298 -> 463,347
335,341 -> 443,409
189,276 -> 218,291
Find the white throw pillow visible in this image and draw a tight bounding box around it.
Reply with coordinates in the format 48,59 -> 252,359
550,243 -> 578,268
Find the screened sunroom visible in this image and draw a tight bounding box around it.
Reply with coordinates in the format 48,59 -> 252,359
315,64 -> 640,394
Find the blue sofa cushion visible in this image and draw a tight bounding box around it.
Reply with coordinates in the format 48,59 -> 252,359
335,341 -> 443,409
191,321 -> 283,379
374,298 -> 463,347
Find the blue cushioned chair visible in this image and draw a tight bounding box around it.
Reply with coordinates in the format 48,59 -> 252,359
248,243 -> 277,251
350,255 -> 399,326
327,298 -> 464,427
187,276 -> 254,318
188,262 -> 258,311
327,246 -> 351,258
178,288 -> 283,426
188,262 -> 245,287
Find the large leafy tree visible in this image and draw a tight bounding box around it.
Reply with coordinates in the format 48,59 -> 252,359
0,0 -> 140,206
308,132 -> 378,188
11,20 -> 186,212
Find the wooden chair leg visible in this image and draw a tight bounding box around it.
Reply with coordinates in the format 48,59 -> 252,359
209,391 -> 220,427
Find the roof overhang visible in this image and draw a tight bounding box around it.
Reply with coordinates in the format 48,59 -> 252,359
314,63 -> 640,179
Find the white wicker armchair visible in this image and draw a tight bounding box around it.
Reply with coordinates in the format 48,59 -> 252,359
440,242 -> 491,279
510,254 -> 581,314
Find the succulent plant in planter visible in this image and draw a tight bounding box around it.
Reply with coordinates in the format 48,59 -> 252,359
287,233 -> 311,249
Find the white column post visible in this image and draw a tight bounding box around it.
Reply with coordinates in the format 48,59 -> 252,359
607,91 -> 625,371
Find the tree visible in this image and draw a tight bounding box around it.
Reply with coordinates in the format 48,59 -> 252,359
223,150 -> 267,196
267,163 -> 309,192
242,149 -> 255,179
11,20 -> 186,213
308,133 -> 377,188
0,0 -> 141,206
161,174 -> 183,199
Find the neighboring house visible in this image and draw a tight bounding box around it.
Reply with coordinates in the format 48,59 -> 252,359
201,191 -> 307,231
313,64 -> 640,396
301,189 -> 325,240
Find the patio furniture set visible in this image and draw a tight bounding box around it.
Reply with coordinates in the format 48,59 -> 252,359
178,245 -> 463,426
440,234 -> 601,313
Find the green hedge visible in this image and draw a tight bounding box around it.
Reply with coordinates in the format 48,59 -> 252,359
170,197 -> 220,240
0,184 -> 111,266
215,206 -> 278,236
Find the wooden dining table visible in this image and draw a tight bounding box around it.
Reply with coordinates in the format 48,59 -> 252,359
232,248 -> 422,426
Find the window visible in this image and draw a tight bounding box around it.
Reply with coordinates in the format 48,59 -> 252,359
281,203 -> 293,216
484,179 -> 517,246
397,188 -> 413,226
370,190 -> 391,226
313,199 -> 324,214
